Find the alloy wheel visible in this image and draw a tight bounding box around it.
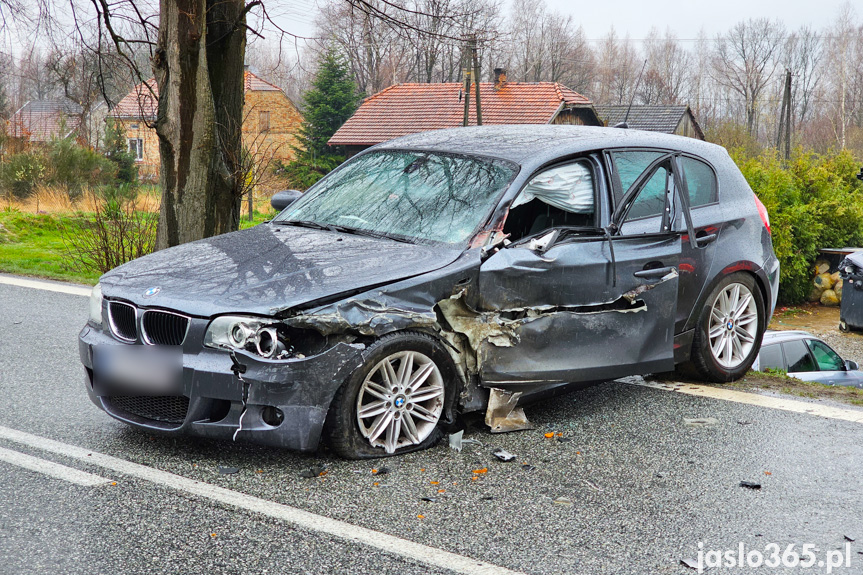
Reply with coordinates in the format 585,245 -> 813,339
708,282 -> 759,369
356,351 -> 445,454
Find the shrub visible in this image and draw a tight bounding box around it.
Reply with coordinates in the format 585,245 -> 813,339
45,136 -> 116,196
734,148 -> 863,304
61,185 -> 157,274
0,152 -> 45,199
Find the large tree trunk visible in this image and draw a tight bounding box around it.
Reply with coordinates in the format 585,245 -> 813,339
153,0 -> 246,250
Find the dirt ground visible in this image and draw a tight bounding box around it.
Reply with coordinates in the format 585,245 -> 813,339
769,302 -> 843,333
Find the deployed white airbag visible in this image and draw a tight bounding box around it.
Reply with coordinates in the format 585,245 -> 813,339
512,162 -> 594,213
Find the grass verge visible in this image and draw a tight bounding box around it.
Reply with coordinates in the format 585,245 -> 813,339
0,210 -> 99,285
727,370 -> 863,407
650,369 -> 863,407
0,208 -> 274,286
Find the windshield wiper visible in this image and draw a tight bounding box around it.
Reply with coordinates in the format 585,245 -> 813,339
332,225 -> 415,244
273,219 -> 415,243
272,219 -> 338,232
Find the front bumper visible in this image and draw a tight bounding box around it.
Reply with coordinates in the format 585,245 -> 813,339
79,325 -> 365,452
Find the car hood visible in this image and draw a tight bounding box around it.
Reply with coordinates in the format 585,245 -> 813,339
99,224 -> 463,317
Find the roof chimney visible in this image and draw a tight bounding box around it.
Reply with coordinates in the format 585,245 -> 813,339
494,68 -> 507,90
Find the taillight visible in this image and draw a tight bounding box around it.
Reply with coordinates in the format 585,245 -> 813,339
754,195 -> 770,235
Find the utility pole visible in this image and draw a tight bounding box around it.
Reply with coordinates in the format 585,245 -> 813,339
784,69 -> 792,160
462,35 -> 483,127
776,68 -> 792,160
471,36 -> 482,125
462,41 -> 472,127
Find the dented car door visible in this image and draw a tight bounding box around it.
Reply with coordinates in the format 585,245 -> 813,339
475,156 -> 681,387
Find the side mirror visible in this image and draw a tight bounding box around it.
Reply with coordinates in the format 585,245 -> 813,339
846,360 -> 859,371
527,229 -> 560,254
271,190 -> 303,211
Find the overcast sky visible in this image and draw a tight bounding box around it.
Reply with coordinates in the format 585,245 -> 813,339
269,0 -> 853,44
554,0 -> 851,40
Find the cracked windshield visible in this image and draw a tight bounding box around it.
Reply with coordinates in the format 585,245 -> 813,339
274,151 -> 517,244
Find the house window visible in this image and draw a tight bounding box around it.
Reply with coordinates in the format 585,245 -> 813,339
130,123 -> 139,130
259,111 -> 270,133
127,138 -> 143,161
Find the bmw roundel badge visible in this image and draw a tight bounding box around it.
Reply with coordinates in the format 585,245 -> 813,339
143,286 -> 161,298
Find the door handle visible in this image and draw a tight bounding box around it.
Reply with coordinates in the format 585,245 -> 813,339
633,266 -> 676,279
695,232 -> 717,247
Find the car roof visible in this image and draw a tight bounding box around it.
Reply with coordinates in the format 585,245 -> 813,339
372,124 -> 729,165
761,330 -> 817,345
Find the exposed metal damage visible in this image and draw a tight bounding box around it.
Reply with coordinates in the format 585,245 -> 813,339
269,265 -> 678,434
485,388 -> 533,433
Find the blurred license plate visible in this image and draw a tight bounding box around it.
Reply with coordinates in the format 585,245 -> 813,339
93,345 -> 182,396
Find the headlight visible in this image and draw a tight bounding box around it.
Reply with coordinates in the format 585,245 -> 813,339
88,283 -> 103,326
204,315 -> 286,358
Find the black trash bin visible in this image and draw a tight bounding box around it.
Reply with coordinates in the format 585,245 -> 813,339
839,251 -> 863,331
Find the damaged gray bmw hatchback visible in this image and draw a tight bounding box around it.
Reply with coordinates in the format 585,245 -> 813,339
79,125 -> 779,458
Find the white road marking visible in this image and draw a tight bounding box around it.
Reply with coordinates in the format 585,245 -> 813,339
631,380 -> 863,424
0,275 -> 91,297
0,425 -> 525,575
0,446 -> 112,487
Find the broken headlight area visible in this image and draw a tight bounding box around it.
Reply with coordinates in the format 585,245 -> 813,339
203,315 -> 333,359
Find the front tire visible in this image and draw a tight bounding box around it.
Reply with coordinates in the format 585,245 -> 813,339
689,273 -> 766,382
325,331 -> 455,459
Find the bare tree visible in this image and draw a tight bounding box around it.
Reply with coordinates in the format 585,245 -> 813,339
823,3 -> 862,148
594,28 -> 638,105
316,0 -> 409,94
640,28 -> 689,105
245,39 -> 310,104
712,18 -> 785,137
783,26 -> 823,127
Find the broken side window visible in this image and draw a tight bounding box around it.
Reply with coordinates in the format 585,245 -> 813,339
503,161 -> 596,241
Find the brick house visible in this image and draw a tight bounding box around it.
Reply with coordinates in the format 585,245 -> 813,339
109,71 -> 304,178
329,70 -> 602,156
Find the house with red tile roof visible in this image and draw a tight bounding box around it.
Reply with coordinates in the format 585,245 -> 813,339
110,71 -> 304,178
329,71 -> 602,156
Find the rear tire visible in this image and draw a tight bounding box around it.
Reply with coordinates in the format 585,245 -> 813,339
325,331 -> 456,459
689,273 -> 766,382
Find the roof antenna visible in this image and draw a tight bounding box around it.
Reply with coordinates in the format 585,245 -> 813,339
613,59 -> 648,129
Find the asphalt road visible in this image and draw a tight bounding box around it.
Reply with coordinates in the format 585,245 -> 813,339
2,277 -> 863,574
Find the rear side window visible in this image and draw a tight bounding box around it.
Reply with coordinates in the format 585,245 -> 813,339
758,344 -> 785,371
807,339 -> 844,371
783,339 -> 816,373
680,157 -> 717,207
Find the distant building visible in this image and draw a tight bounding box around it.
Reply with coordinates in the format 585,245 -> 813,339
329,69 -> 602,156
594,105 -> 705,140
109,71 -> 304,178
6,99 -> 82,143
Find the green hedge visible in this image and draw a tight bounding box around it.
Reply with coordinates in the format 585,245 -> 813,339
733,149 -> 863,304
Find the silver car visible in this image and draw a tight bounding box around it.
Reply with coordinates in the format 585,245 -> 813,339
753,330 -> 863,388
